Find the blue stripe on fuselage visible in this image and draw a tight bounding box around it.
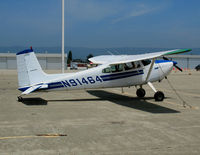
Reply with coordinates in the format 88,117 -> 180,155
18,82 -> 64,92
48,82 -> 64,89
100,70 -> 144,81
155,59 -> 177,65
155,60 -> 172,64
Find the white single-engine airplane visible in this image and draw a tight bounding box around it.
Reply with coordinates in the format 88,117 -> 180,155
16,48 -> 191,102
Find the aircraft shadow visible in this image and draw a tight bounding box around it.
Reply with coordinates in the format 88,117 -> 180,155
87,90 -> 180,114
48,98 -> 105,102
19,97 -> 48,106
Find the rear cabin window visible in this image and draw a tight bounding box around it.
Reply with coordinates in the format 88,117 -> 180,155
124,62 -> 136,70
110,64 -> 123,73
102,67 -> 111,73
141,59 -> 151,66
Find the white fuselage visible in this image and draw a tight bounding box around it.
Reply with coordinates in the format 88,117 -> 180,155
40,60 -> 173,92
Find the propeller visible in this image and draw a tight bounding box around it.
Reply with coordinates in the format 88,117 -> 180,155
163,56 -> 183,72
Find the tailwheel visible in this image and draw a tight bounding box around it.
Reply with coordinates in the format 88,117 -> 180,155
17,96 -> 23,102
136,88 -> 146,98
154,91 -> 165,101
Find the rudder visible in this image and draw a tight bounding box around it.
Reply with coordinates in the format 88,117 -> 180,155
16,48 -> 47,89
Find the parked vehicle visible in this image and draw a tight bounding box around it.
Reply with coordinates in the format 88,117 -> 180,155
195,64 -> 200,71
70,62 -> 78,70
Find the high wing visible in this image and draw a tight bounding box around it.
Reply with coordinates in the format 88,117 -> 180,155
89,49 -> 191,65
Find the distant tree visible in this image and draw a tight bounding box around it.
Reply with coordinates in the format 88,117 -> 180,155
87,54 -> 93,62
67,51 -> 72,65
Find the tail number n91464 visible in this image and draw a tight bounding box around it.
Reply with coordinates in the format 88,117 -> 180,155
61,76 -> 102,87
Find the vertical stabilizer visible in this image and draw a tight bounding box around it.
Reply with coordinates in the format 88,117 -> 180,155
16,48 -> 47,89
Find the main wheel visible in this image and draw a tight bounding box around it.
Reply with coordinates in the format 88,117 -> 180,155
136,88 -> 146,98
154,91 -> 165,101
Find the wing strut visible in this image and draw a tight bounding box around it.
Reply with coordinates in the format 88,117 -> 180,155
145,58 -> 155,82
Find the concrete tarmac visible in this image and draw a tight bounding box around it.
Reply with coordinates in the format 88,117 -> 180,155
0,70 -> 200,155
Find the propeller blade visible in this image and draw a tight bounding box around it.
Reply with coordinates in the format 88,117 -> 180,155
163,56 -> 169,60
174,65 -> 183,72
163,57 -> 182,72
163,57 -> 183,72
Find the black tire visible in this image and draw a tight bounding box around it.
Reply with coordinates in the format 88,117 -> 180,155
136,88 -> 146,98
154,91 -> 165,101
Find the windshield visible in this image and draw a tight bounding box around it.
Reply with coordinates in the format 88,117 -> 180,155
141,59 -> 151,66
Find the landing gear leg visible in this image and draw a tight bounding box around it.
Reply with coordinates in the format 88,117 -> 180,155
147,82 -> 165,101
136,86 -> 146,98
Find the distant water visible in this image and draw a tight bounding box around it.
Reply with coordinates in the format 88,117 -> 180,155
0,46 -> 199,59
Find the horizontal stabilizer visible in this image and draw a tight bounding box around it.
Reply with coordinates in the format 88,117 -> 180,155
21,85 -> 42,95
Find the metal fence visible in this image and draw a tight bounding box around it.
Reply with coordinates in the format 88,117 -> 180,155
162,55 -> 200,69
0,53 -> 200,70
0,53 -> 64,70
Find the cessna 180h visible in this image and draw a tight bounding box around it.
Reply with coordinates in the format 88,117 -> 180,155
16,48 -> 191,102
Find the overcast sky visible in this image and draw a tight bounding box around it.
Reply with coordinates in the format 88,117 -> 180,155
0,0 -> 200,48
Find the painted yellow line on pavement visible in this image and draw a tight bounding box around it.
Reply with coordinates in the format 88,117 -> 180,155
0,135 -> 39,140
0,134 -> 67,140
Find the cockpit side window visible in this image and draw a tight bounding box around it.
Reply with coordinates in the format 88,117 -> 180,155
141,59 -> 151,66
135,61 -> 141,68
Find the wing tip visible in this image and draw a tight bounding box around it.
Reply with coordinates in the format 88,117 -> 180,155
164,48 -> 192,55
